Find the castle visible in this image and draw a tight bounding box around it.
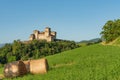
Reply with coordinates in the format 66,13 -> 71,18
29,27 -> 57,42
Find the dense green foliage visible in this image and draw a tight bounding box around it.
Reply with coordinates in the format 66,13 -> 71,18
101,19 -> 120,43
1,44 -> 120,80
0,40 -> 78,64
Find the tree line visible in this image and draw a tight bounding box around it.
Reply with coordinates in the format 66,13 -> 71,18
0,40 -> 79,64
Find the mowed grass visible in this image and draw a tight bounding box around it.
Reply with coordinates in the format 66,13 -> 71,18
2,44 -> 120,80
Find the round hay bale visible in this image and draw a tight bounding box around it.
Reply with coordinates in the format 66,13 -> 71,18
4,61 -> 27,78
30,58 -> 49,74
23,60 -> 30,73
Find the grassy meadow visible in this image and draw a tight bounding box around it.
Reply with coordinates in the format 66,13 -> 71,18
1,44 -> 120,80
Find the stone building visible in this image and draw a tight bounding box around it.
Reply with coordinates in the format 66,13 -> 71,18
29,27 -> 56,42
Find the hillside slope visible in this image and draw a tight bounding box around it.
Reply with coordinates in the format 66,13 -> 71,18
109,37 -> 120,46
3,44 -> 120,80
102,37 -> 120,46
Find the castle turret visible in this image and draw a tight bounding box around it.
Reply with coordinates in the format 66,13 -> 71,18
51,31 -> 56,36
45,27 -> 51,37
29,34 -> 35,40
51,31 -> 56,38
33,30 -> 40,39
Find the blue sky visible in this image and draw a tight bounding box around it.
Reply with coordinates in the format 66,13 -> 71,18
0,0 -> 120,43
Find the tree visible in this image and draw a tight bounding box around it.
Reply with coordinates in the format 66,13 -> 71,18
101,19 -> 120,43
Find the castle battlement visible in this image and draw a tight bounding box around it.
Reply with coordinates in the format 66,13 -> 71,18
29,27 -> 56,42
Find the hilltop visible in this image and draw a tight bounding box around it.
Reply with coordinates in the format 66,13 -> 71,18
0,40 -> 78,64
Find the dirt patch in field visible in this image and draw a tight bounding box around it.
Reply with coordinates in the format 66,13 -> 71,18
52,62 -> 74,68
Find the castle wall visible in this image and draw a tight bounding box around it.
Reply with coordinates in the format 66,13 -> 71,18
38,34 -> 46,40
29,37 -> 33,41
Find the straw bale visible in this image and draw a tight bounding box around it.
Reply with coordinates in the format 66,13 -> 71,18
0,74 -> 5,80
23,60 -> 30,73
30,58 -> 49,74
4,61 -> 27,78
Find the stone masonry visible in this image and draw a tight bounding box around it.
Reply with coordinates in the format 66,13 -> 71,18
29,27 -> 56,42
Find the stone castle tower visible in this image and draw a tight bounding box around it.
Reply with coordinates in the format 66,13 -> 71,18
29,27 -> 56,42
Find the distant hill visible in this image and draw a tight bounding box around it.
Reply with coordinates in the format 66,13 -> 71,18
78,38 -> 102,46
79,38 -> 102,43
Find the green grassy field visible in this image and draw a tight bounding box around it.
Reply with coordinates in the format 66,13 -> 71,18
2,44 -> 120,80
